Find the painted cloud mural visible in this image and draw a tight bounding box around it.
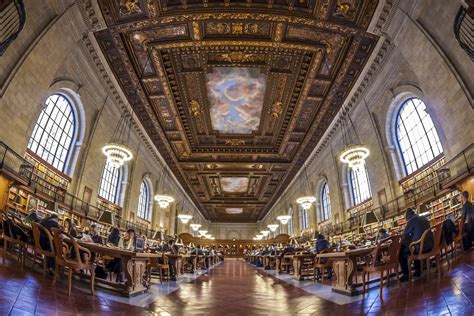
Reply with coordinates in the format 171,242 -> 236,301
206,67 -> 267,134
220,177 -> 249,193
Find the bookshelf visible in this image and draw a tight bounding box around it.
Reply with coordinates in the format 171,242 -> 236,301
7,186 -> 29,214
422,190 -> 461,226
24,152 -> 69,201
400,156 -> 445,206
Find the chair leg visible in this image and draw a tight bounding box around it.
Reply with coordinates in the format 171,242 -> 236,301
160,269 -> 163,284
426,258 -> 430,280
408,259 -> 412,281
52,264 -> 60,286
380,270 -> 384,301
362,271 -> 366,294
42,256 -> 47,278
2,240 -> 6,263
90,269 -> 95,295
68,268 -> 73,296
32,249 -> 36,270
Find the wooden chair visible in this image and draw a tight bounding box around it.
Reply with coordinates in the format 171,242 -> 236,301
148,253 -> 170,283
407,224 -> 443,281
31,222 -> 55,277
452,220 -> 464,258
1,212 -> 28,268
51,228 -> 96,296
362,235 -> 401,301
314,248 -> 333,282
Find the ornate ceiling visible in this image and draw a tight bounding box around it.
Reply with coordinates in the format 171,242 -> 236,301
96,0 -> 379,222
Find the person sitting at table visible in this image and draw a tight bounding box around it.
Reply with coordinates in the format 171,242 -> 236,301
89,224 -> 103,244
39,214 -> 60,270
376,228 -> 390,243
163,239 -> 179,281
106,227 -> 124,283
63,218 -> 78,238
399,208 -> 434,281
25,210 -> 41,224
315,234 -> 330,254
120,228 -> 136,251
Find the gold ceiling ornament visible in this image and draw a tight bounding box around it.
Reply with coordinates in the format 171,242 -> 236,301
214,52 -> 261,63
269,101 -> 283,119
189,100 -> 201,117
225,139 -> 246,146
120,0 -> 141,16
335,0 -> 357,19
252,164 -> 264,169
206,163 -> 218,169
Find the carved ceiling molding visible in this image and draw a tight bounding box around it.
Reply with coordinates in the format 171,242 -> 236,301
88,0 -> 381,222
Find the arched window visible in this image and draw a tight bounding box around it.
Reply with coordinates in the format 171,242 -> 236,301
299,206 -> 309,230
98,161 -> 121,204
288,208 -> 294,235
395,98 -> 443,175
349,166 -> 372,205
27,94 -> 75,172
137,180 -> 152,221
320,182 -> 331,221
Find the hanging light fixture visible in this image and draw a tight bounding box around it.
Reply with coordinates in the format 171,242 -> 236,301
277,215 -> 291,224
190,223 -> 201,231
267,224 -> 279,232
178,214 -> 192,224
296,164 -> 316,210
255,234 -> 263,240
154,168 -> 174,208
102,110 -> 133,168
198,230 -> 208,236
339,105 -> 370,172
261,230 -> 270,237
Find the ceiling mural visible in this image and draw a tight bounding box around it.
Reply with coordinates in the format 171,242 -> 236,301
95,0 -> 380,222
206,67 -> 266,134
220,177 -> 249,193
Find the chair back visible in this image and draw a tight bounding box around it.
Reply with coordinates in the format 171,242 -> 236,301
32,222 -> 54,254
51,228 -> 84,266
430,224 -> 444,254
382,235 -> 401,265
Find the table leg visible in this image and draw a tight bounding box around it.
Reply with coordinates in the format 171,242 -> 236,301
124,258 -> 148,296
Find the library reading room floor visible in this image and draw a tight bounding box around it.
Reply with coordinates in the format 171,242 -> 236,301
0,252 -> 473,316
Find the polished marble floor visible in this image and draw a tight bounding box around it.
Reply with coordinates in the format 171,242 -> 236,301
0,251 -> 473,315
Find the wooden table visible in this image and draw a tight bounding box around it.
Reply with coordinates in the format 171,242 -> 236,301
317,247 -> 375,296
78,242 -> 161,297
292,253 -> 315,280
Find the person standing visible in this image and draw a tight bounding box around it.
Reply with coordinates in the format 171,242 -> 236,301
461,191 -> 474,250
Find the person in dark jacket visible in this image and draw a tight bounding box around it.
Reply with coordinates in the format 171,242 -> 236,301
163,239 -> 179,280
399,208 -> 433,281
315,234 -> 330,254
63,218 -> 77,238
461,191 -> 473,250
106,227 -> 123,282
39,214 -> 60,269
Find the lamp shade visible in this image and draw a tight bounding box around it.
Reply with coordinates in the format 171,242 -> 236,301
152,231 -> 164,240
98,210 -> 115,226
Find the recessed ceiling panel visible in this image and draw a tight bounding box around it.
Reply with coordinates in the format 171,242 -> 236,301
225,208 -> 244,214
220,177 -> 249,193
206,67 -> 266,134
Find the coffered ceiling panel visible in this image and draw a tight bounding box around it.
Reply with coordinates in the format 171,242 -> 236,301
96,0 -> 379,222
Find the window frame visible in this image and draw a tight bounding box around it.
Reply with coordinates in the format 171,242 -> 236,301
349,166 -> 372,206
299,206 -> 309,230
320,182 -> 331,221
27,93 -> 76,172
137,180 -> 152,221
98,161 -> 122,205
395,97 -> 443,176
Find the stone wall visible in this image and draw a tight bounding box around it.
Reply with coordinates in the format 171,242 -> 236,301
0,0 -> 206,234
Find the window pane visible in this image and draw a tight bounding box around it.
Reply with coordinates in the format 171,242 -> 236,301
137,181 -> 151,220
320,182 -> 331,221
395,98 -> 443,175
98,161 -> 121,204
27,94 -> 75,171
350,166 -> 372,205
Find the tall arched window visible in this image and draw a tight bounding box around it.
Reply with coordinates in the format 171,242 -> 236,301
98,161 -> 121,204
27,94 -> 75,172
137,180 -> 152,220
299,206 -> 309,230
320,182 -> 331,221
395,98 -> 443,175
350,166 -> 372,205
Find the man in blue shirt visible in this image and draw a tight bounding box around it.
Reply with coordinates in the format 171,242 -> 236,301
399,208 -> 433,281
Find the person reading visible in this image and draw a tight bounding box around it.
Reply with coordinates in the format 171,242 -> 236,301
399,208 -> 433,282
461,191 -> 473,250
163,239 -> 179,281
